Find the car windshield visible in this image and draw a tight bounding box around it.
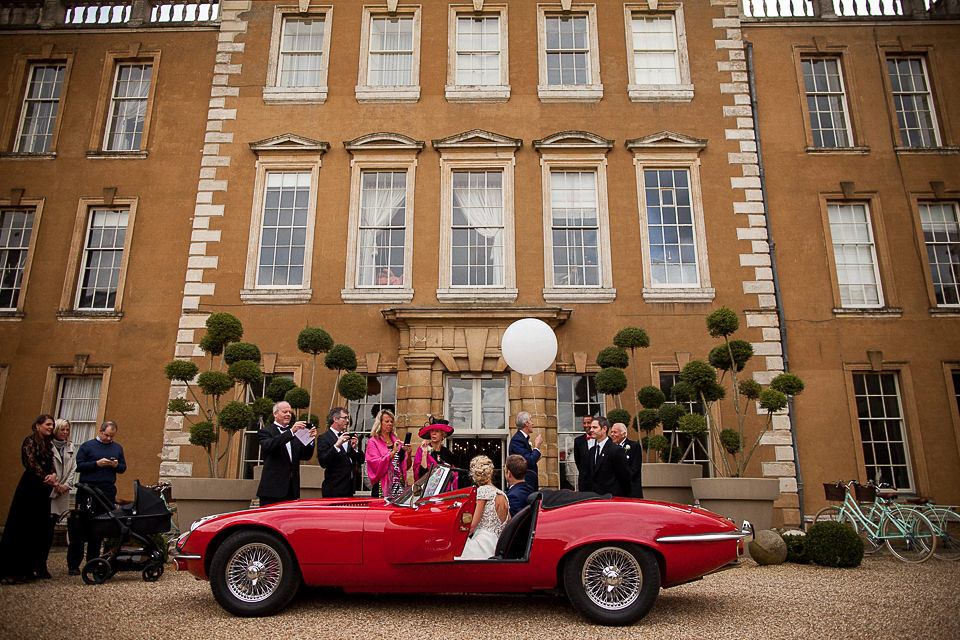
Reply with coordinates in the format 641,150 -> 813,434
387,465 -> 454,508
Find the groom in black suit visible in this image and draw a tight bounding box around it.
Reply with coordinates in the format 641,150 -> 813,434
257,401 -> 317,506
316,406 -> 363,498
587,416 -> 631,497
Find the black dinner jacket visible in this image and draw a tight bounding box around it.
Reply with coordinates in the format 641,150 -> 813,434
621,438 -> 644,499
316,428 -> 364,498
508,430 -> 541,490
257,423 -> 315,501
573,433 -> 593,492
588,439 -> 632,498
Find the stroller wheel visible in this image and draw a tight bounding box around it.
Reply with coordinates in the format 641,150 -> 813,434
81,558 -> 112,585
142,562 -> 164,582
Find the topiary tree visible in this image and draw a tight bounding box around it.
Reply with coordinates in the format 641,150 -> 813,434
680,307 -> 804,477
614,327 -> 650,438
594,367 -> 628,409
805,521 -> 864,567
297,326 -> 333,428
338,371 -> 368,426
606,408 -> 631,431
164,312 -> 262,478
324,343 -> 359,409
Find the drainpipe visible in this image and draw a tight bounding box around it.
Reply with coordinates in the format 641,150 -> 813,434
744,41 -> 805,528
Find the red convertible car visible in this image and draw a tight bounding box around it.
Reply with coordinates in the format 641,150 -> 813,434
174,466 -> 750,626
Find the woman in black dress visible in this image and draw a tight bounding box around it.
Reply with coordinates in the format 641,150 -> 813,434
0,414 -> 57,584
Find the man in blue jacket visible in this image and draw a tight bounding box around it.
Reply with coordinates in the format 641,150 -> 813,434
509,411 -> 543,490
505,455 -> 533,516
74,421 -> 126,574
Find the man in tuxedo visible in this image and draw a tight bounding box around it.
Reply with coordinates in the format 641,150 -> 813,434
611,422 -> 644,498
509,411 -> 543,490
587,416 -> 631,497
257,401 -> 317,506
572,415 -> 594,492
317,406 -> 363,498
504,454 -> 533,516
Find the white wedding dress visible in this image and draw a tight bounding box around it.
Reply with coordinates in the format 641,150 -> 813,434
456,484 -> 507,560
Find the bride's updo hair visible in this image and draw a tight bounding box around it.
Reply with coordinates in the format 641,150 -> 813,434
469,455 -> 494,486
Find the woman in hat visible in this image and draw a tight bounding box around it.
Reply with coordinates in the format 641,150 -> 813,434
414,419 -> 455,481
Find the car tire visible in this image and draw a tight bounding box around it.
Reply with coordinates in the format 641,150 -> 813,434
563,542 -> 660,626
210,529 -> 301,617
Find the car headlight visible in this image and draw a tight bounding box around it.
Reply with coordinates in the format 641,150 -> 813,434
176,530 -> 192,551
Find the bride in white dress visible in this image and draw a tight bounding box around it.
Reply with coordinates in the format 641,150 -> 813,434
456,455 -> 508,560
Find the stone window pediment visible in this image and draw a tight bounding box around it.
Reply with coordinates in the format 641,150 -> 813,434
432,129 -> 522,150
249,134 -> 330,157
533,130 -> 614,151
344,132 -> 426,153
625,130 -> 706,152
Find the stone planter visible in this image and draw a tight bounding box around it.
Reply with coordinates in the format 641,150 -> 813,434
170,477 -> 257,530
641,463 -> 703,505
690,477 -> 781,530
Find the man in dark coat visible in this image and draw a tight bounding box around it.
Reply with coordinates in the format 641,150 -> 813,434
611,421 -> 643,498
504,454 -> 533,516
316,406 -> 363,498
587,416 -> 631,497
508,411 -> 543,490
257,401 -> 317,506
572,415 -> 594,492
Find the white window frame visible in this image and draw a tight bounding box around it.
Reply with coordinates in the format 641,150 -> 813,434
15,63 -> 67,153
263,5 -> 333,104
536,3 -> 602,103
60,197 -> 137,317
623,3 -> 693,103
0,198 -> 43,315
535,132 -> 615,303
242,135 -> 328,304
827,202 -> 884,309
435,130 -> 520,303
628,132 -> 714,303
355,5 -> 421,104
103,62 -> 153,152
445,4 -> 510,103
885,55 -> 941,149
917,201 -> 960,308
444,375 -> 509,435
800,56 -> 854,148
342,133 -> 422,303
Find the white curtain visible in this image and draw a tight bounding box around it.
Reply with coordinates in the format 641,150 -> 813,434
58,376 -> 102,445
453,178 -> 503,285
358,179 -> 405,286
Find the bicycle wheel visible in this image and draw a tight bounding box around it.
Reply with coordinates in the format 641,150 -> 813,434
882,510 -> 936,563
813,505 -> 842,524
930,508 -> 960,561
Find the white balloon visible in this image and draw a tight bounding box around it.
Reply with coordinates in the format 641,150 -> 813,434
501,318 -> 558,375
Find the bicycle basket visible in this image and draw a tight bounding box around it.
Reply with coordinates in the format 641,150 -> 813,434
853,483 -> 877,503
823,482 -> 846,501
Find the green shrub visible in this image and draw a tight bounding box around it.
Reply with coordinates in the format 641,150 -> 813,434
594,367 -> 628,396
782,531 -> 810,564
596,346 -> 630,369
606,408 -> 631,429
637,385 -> 666,409
806,521 -> 864,568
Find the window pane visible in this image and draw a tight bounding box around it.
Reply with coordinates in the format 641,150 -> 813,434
56,375 -> 102,445
544,15 -> 590,86
0,208 -> 36,309
886,57 -> 938,148
853,372 -> 912,491
257,171 -> 310,287
77,208 -> 129,310
451,170 -> 504,287
369,16 -> 414,86
631,16 -> 678,85
357,171 -> 406,287
801,57 -> 851,148
828,203 -> 882,307
645,169 -> 699,286
919,202 -> 960,306
16,64 -> 65,153
279,17 -> 325,87
455,15 -> 500,85
105,63 -> 152,151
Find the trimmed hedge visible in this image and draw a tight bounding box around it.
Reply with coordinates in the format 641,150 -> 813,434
805,521 -> 864,568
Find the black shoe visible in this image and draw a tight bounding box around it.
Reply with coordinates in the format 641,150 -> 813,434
68,568 -> 81,576
34,569 -> 52,579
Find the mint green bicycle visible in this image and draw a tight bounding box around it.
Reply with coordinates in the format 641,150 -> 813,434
814,481 -> 936,563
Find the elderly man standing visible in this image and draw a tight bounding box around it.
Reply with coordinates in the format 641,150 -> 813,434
611,422 -> 643,498
75,420 -> 126,571
257,401 -> 317,506
509,411 -> 543,490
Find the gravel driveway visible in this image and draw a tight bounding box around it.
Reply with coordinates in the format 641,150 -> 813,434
3,550 -> 958,639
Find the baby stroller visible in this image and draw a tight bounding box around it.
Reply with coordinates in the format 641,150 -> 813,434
77,480 -> 171,585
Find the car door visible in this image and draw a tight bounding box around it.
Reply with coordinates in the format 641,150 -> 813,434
384,488 -> 475,564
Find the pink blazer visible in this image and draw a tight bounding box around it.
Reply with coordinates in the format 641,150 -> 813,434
365,435 -> 409,496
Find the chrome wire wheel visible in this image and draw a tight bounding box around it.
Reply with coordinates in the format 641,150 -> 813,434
580,546 -> 643,611
225,542 -> 284,603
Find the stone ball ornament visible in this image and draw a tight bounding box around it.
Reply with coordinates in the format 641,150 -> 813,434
501,318 -> 558,376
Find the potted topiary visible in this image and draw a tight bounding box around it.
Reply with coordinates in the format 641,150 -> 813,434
684,307 -> 804,529
636,386 -> 702,504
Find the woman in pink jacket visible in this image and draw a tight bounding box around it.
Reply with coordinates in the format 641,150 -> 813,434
365,409 -> 410,499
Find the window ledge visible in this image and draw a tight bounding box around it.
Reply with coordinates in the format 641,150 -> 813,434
0,152 -> 56,160
537,84 -> 603,103
805,146 -> 871,155
641,287 -> 716,303
86,151 -> 148,160
240,288 -> 312,304
57,310 -> 123,321
894,146 -> 960,155
0,310 -> 25,321
832,306 -> 903,318
436,288 -> 518,303
355,85 -> 420,104
444,85 -> 511,103
262,86 -> 328,105
341,288 -> 414,304
542,287 -> 616,303
627,84 -> 694,103
930,306 -> 960,317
